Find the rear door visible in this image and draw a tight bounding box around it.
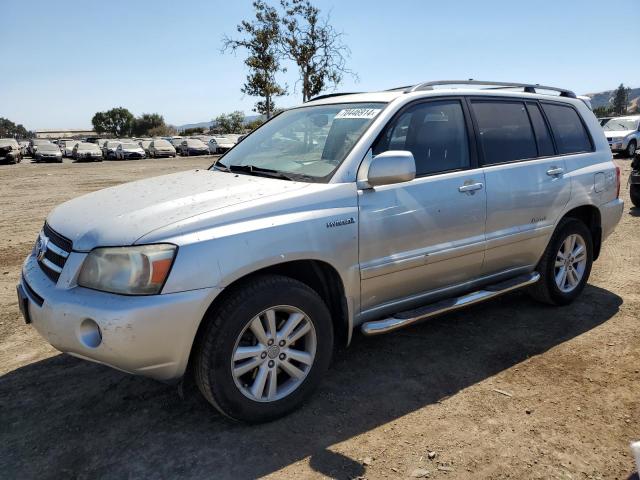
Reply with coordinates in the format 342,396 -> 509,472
469,98 -> 571,275
358,98 -> 486,314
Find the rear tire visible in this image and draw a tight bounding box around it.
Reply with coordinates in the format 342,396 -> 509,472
194,274 -> 333,423
528,218 -> 593,305
631,184 -> 640,208
626,140 -> 637,158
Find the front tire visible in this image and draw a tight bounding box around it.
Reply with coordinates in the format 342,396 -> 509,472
194,274 -> 333,423
528,218 -> 593,305
627,140 -> 637,158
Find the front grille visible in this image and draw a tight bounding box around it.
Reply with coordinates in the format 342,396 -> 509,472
37,223 -> 72,282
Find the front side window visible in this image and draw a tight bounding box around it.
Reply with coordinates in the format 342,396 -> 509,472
472,100 -> 537,164
215,102 -> 385,181
373,100 -> 470,176
542,103 -> 592,155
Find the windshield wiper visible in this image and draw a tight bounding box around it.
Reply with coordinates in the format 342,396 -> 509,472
228,164 -> 298,181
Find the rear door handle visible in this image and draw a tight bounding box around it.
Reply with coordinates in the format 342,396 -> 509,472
458,182 -> 483,193
546,167 -> 564,176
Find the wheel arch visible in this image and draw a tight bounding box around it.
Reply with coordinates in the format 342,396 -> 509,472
187,259 -> 351,377
561,204 -> 602,260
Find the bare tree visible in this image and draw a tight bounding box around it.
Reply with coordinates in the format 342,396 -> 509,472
280,0 -> 356,102
222,0 -> 286,118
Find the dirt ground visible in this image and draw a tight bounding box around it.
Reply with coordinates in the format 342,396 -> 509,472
0,155 -> 638,479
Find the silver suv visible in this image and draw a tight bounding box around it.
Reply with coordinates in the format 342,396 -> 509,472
17,80 -> 623,422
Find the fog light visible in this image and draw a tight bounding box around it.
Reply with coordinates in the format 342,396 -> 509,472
78,318 -> 102,348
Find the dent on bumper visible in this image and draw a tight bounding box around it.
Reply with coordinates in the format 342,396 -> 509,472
20,254 -> 221,381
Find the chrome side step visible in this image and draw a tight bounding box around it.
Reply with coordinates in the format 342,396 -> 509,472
361,272 -> 540,336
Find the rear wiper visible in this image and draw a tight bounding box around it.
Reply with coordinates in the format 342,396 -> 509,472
228,164 -> 296,181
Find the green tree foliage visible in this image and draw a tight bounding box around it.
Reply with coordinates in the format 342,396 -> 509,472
132,113 -> 166,136
215,111 -> 245,134
280,0 -> 356,102
91,107 -> 135,137
0,117 -> 33,138
222,0 -> 287,118
612,83 -> 630,115
148,125 -> 177,137
593,106 -> 613,118
245,118 -> 265,131
182,127 -> 205,136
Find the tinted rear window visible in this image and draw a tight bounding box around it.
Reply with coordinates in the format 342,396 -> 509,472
471,101 -> 537,164
526,103 -> 555,157
541,103 -> 592,155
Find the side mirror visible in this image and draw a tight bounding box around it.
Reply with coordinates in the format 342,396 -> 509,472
357,150 -> 416,189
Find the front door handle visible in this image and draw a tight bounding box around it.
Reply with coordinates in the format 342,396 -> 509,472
546,167 -> 564,176
458,182 -> 483,193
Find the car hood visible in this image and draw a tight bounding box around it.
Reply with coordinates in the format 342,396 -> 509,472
605,130 -> 634,139
46,169 -> 308,251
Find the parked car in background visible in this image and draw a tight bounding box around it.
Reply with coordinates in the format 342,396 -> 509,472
72,142 -> 103,162
170,138 -> 184,151
18,141 -> 29,156
598,117 -> 613,127
179,139 -> 209,156
28,139 -> 52,157
148,139 -> 176,158
115,142 -> 146,160
0,138 -> 22,164
139,140 -> 152,156
208,136 -> 236,154
103,140 -> 122,159
60,139 -> 80,158
602,115 -> 640,157
33,143 -> 62,163
631,149 -> 640,207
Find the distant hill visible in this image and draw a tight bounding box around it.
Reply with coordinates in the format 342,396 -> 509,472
584,87 -> 640,112
177,114 -> 264,132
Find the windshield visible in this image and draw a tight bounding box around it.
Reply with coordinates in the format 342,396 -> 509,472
39,144 -> 59,152
153,140 -> 171,147
77,143 -> 99,150
121,143 -> 138,148
0,139 -> 18,147
186,139 -> 205,147
603,118 -> 639,131
214,102 -> 385,180
32,139 -> 51,145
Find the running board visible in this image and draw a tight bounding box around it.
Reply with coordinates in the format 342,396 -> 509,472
361,272 -> 540,336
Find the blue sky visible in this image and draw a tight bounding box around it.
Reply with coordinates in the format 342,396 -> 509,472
1,0 -> 638,130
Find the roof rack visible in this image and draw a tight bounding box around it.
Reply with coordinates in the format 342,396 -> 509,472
307,92 -> 362,102
404,80 -> 576,98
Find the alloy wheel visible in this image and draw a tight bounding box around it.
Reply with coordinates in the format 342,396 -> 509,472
554,233 -> 587,292
231,306 -> 317,403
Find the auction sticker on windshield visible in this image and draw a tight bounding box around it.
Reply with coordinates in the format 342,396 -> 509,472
335,108 -> 381,119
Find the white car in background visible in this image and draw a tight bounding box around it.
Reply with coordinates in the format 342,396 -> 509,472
602,115 -> 640,157
60,139 -> 80,158
208,135 -> 236,154
115,142 -> 146,160
103,140 -> 122,159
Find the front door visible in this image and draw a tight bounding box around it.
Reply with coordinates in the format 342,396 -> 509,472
358,99 -> 487,314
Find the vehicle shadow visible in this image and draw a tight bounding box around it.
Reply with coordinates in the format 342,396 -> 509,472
0,285 -> 622,479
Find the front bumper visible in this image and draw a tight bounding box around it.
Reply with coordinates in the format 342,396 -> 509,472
19,252 -> 220,381
122,152 -> 145,159
608,139 -> 627,152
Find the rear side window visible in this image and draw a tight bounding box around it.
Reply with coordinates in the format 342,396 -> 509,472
541,103 -> 592,154
471,101 -> 537,164
526,103 -> 555,157
373,100 -> 470,176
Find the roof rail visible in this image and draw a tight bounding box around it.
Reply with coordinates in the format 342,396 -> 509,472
306,92 -> 362,102
404,80 -> 576,98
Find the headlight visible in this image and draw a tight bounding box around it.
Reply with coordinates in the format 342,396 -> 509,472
78,244 -> 177,295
